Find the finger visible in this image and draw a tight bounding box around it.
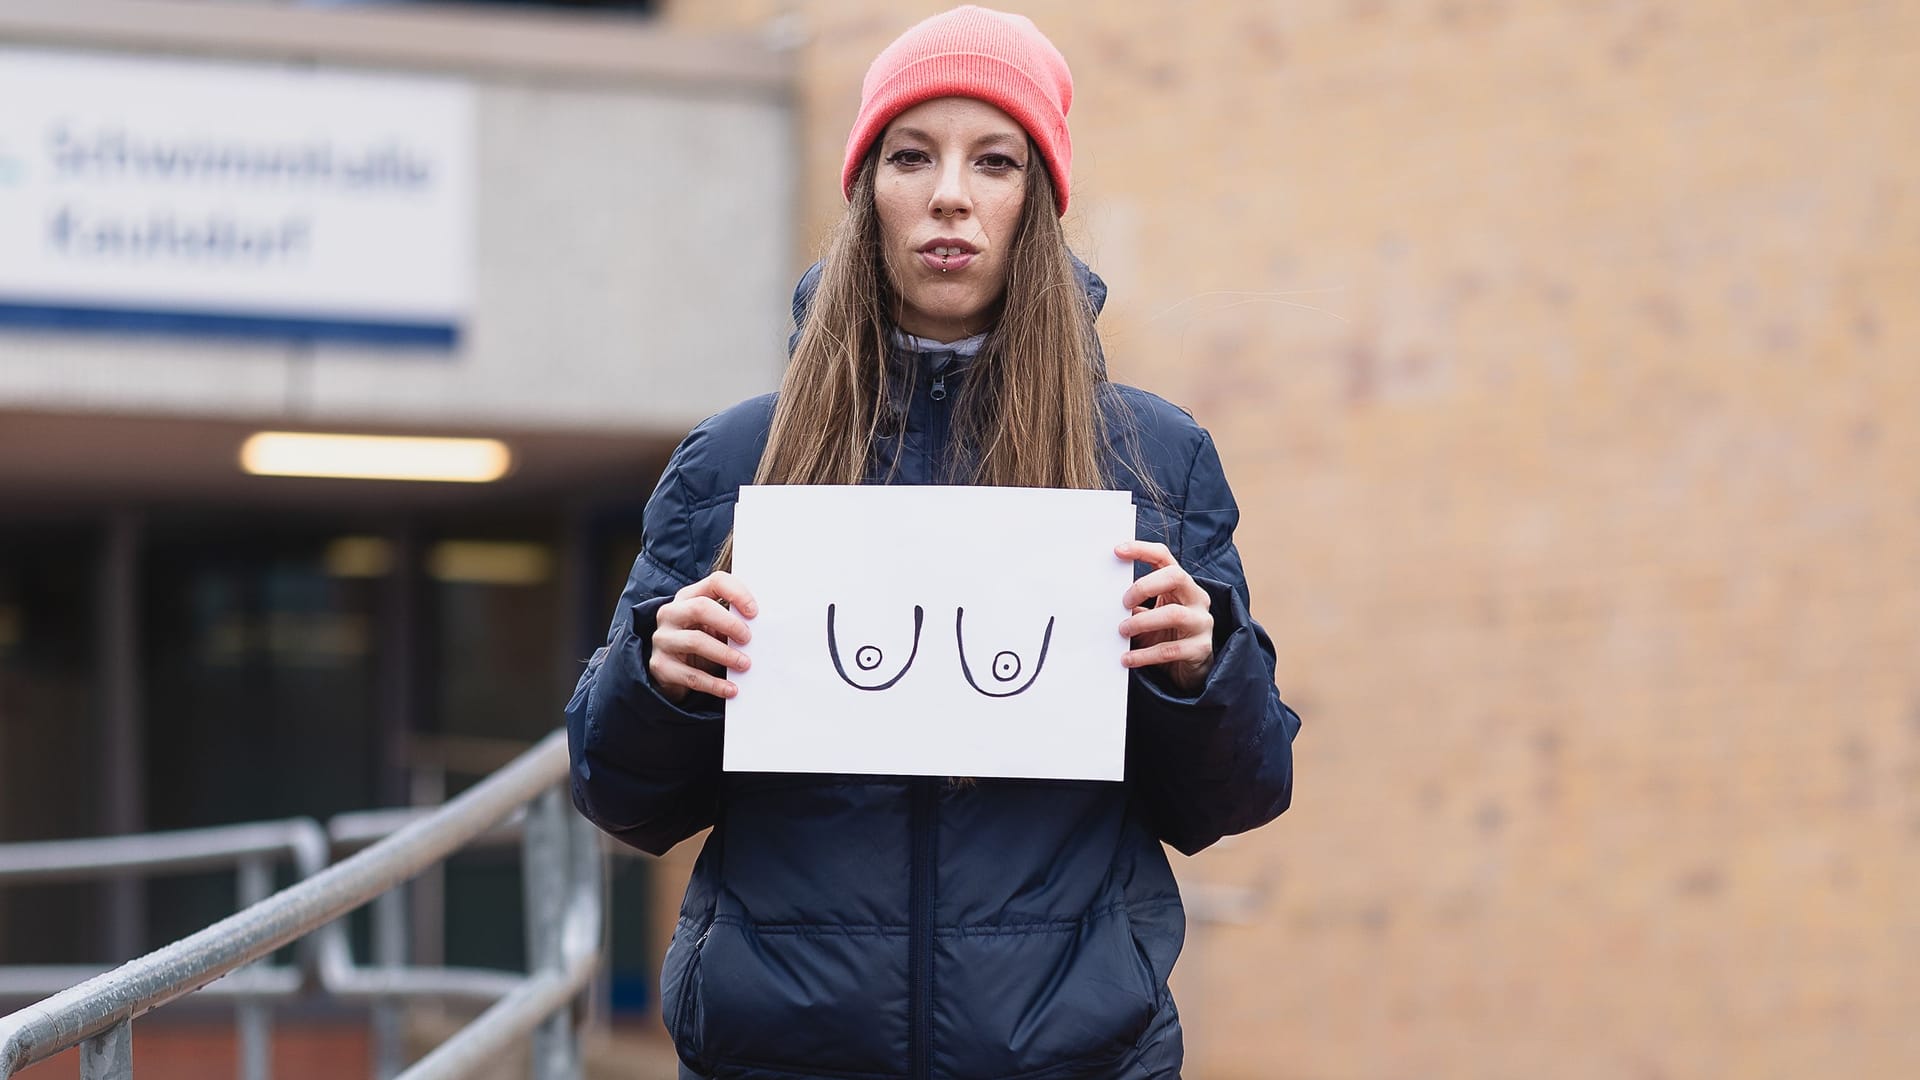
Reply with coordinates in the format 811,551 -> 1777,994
1122,636 -> 1212,669
1122,565 -> 1207,611
657,627 -> 751,673
693,571 -> 758,618
663,595 -> 752,645
1115,540 -> 1175,570
652,654 -> 739,699
1119,603 -> 1211,641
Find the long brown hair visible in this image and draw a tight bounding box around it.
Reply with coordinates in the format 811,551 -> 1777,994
715,149 -> 1110,570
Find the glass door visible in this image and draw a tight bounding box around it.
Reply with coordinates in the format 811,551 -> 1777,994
0,524 -> 104,964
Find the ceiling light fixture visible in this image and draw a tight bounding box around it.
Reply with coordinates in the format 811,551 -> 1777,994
239,432 -> 512,483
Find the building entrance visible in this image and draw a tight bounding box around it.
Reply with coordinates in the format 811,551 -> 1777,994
0,490 -> 658,1010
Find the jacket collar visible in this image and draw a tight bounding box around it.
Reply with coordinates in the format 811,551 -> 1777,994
889,326 -> 990,359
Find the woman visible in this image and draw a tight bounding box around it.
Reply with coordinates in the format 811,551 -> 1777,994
566,7 -> 1300,1078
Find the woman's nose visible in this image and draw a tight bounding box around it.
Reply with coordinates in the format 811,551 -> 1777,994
930,161 -> 972,219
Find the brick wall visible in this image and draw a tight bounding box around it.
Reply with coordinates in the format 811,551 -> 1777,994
658,2 -> 1920,1076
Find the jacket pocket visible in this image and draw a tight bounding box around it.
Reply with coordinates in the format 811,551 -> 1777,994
696,915 -> 910,1076
1120,900 -> 1167,1014
661,916 -> 713,1070
933,907 -> 1160,1079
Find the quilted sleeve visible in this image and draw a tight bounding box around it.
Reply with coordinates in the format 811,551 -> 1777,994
565,424 -> 730,857
1126,428 -> 1302,855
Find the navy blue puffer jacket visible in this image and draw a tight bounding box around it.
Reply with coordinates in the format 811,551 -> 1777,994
567,261 -> 1301,1079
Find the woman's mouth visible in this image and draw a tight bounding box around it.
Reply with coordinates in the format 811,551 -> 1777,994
918,240 -> 977,272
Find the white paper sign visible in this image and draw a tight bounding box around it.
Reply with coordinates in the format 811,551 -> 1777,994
728,485 -> 1137,781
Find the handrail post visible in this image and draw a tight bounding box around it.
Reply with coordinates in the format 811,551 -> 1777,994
371,886 -> 408,1080
79,1018 -> 131,1080
236,858 -> 273,1080
568,798 -> 607,1039
409,764 -> 448,972
522,787 -> 578,1080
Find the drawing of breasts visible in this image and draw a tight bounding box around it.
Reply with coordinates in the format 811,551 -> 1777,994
954,607 -> 1055,698
826,603 -> 925,691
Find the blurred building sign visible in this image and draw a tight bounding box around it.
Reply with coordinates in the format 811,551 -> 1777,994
0,48 -> 473,346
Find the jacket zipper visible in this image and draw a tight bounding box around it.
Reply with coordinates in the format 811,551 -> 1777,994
909,358 -> 950,1076
926,359 -> 954,486
908,779 -> 936,1079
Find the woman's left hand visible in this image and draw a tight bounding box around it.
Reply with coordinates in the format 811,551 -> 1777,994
1115,540 -> 1215,692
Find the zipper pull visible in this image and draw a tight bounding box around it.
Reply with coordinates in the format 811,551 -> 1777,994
929,375 -> 947,402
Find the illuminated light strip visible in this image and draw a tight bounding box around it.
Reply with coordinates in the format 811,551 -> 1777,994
324,536 -> 395,578
239,432 -> 511,483
428,541 -> 554,586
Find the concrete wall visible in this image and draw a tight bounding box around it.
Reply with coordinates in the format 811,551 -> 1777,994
662,2 -> 1920,1077
0,1 -> 797,435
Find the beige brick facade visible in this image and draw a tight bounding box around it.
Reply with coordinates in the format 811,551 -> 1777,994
659,2 -> 1920,1076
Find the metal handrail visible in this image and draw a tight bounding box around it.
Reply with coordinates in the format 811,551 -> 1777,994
0,729 -> 601,1080
0,813 -> 539,1007
397,788 -> 600,1080
328,806 -> 528,854
0,822 -> 325,1000
0,819 -> 329,884
0,817 -> 328,1079
0,967 -> 304,1003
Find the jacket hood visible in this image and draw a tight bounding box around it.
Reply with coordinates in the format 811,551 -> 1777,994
787,253 -> 1111,377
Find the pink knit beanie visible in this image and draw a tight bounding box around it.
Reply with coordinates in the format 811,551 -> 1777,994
841,5 -> 1074,214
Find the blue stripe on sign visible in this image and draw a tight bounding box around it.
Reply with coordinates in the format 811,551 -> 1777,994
0,300 -> 459,348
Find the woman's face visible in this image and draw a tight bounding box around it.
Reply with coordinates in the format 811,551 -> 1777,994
874,97 -> 1030,343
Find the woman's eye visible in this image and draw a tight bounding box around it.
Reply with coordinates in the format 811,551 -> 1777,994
977,154 -> 1022,172
885,149 -> 930,167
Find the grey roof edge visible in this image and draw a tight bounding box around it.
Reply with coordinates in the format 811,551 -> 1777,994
0,0 -> 795,98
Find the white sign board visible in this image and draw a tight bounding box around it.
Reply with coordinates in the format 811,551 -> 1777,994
0,48 -> 473,343
728,485 -> 1137,781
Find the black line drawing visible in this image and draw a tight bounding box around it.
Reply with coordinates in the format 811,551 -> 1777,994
955,607 -> 1055,698
826,603 -> 925,691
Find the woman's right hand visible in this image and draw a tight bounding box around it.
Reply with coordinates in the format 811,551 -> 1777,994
649,571 -> 757,704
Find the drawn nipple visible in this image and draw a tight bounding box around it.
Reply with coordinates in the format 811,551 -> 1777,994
828,604 -> 924,692
991,651 -> 1021,681
954,608 -> 1053,699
